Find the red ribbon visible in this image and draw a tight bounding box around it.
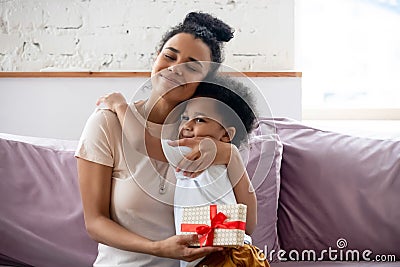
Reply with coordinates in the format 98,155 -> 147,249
181,204 -> 246,247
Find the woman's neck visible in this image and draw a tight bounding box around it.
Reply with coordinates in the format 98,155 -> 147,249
144,94 -> 181,124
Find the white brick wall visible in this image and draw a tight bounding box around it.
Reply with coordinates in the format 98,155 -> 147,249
0,0 -> 294,71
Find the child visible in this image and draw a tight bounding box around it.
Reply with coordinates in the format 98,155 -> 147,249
97,75 -> 268,267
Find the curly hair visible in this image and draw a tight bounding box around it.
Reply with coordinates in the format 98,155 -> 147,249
158,12 -> 234,66
192,76 -> 257,147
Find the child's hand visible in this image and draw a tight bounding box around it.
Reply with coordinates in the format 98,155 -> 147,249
96,92 -> 127,113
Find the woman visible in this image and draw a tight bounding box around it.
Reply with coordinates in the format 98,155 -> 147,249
75,12 -> 240,266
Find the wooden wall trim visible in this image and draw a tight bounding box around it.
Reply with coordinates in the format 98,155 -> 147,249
0,71 -> 301,78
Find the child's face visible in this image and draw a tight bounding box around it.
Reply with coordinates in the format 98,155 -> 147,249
178,97 -> 234,143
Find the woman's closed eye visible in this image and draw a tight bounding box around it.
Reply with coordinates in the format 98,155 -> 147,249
164,53 -> 176,61
185,63 -> 200,72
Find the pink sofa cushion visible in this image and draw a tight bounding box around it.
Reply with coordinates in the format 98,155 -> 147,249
0,136 -> 97,267
240,120 -> 283,261
267,118 -> 400,260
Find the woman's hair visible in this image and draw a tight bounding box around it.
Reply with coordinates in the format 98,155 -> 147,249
158,12 -> 234,64
192,76 -> 257,147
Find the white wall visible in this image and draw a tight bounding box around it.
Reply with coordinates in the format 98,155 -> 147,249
0,0 -> 294,71
0,76 -> 301,139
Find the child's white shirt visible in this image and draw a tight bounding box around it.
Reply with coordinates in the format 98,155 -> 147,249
161,139 -> 251,267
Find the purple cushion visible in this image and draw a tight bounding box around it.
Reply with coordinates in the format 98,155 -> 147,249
0,252 -> 32,267
0,136 -> 97,267
240,120 -> 283,261
264,118 -> 400,259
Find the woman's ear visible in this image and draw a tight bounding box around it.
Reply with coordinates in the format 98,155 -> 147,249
221,127 -> 236,143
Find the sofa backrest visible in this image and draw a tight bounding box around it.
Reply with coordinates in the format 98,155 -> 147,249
267,118 -> 400,261
4,118 -> 398,265
0,135 -> 97,267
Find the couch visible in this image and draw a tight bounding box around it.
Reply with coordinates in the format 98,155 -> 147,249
1,118 -> 399,267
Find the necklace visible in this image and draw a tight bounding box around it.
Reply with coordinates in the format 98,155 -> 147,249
157,163 -> 169,195
137,100 -> 168,195
159,178 -> 166,194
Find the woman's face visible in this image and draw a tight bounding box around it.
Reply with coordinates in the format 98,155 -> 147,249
151,33 -> 212,104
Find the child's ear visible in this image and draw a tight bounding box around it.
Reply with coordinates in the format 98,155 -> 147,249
221,127 -> 236,143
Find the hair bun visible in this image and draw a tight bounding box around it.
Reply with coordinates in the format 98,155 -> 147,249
183,12 -> 234,42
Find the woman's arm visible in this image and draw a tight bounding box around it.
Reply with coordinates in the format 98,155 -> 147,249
167,137 -> 232,177
77,158 -> 222,261
97,93 -> 167,162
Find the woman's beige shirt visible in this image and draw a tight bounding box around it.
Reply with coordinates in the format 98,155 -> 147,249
75,104 -> 178,267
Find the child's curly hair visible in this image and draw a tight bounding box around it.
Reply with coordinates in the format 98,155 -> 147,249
192,76 -> 257,147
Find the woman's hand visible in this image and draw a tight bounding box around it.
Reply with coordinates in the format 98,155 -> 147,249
96,92 -> 128,113
167,137 -> 233,177
153,234 -> 223,262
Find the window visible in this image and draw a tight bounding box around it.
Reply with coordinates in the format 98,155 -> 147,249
295,0 -> 400,119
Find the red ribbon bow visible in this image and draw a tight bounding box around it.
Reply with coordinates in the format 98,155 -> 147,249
181,204 -> 246,247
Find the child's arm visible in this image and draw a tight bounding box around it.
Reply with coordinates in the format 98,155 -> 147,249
226,146 -> 257,235
96,93 -> 167,162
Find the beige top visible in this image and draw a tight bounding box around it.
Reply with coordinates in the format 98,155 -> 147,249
75,104 -> 179,267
